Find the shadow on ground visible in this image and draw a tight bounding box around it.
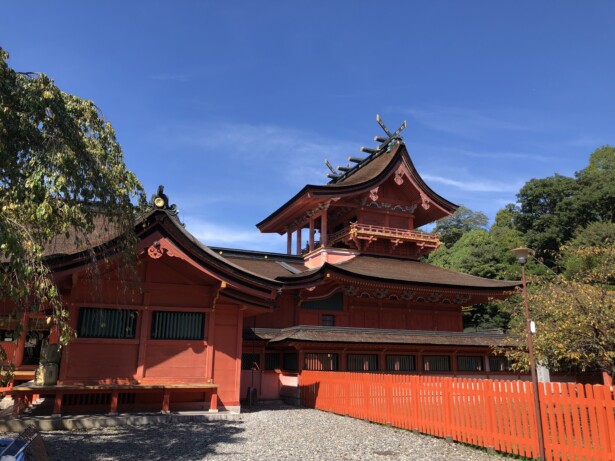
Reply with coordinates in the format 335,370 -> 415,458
43,419 -> 246,461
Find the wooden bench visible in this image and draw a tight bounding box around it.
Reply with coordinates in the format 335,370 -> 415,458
8,382 -> 219,416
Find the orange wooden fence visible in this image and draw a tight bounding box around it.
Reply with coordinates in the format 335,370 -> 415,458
299,371 -> 615,461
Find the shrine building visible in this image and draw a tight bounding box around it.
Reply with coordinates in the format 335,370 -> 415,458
2,117 -> 525,414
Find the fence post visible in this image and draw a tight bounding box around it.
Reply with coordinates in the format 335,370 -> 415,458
483,379 -> 496,452
444,377 -> 454,442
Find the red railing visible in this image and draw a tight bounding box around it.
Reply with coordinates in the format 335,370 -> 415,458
299,371 -> 615,461
328,223 -> 440,247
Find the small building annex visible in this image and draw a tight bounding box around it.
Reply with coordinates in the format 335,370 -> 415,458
2,117 -> 522,413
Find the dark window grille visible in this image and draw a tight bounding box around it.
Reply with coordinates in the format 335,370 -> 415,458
241,353 -> 260,371
264,353 -> 280,370
386,355 -> 416,372
321,314 -> 335,326
302,292 -> 344,311
347,354 -> 378,371
283,352 -> 298,371
423,355 -> 451,372
489,356 -> 511,372
151,311 -> 204,340
78,308 -> 137,339
457,356 -> 483,371
304,353 -> 338,371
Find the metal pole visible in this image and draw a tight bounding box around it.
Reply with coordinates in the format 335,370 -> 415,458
521,264 -> 546,461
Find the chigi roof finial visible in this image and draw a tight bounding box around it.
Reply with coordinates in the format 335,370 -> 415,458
325,114 -> 408,183
151,185 -> 179,216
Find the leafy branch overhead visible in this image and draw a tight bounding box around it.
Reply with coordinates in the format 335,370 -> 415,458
0,47 -> 146,345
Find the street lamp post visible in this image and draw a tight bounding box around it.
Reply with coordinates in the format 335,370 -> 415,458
511,247 -> 546,461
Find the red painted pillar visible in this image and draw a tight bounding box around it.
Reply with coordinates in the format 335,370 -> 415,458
309,217 -> 315,252
296,227 -> 302,255
321,213 -> 328,247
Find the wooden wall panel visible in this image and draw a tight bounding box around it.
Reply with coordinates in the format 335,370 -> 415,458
63,342 -> 139,382
144,342 -> 207,380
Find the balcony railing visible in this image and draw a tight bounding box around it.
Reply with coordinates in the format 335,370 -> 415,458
328,223 -> 440,247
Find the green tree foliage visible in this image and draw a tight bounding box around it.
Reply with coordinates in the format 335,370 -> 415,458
510,146 -> 615,266
503,246 -> 614,380
429,209 -> 527,331
513,174 -> 578,265
563,221 -> 615,279
0,48 -> 145,344
433,205 -> 488,248
574,146 -> 615,224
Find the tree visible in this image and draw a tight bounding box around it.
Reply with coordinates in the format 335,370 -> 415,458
574,146 -> 615,225
433,205 -> 488,248
0,48 -> 145,345
563,221 -> 615,277
513,174 -> 578,266
503,246 -> 615,381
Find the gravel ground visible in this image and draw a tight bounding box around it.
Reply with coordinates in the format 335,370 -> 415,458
40,404 -> 508,461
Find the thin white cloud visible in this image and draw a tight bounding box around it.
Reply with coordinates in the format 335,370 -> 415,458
422,173 -> 521,193
391,105 -> 538,140
168,121 -> 360,187
183,217 -> 286,252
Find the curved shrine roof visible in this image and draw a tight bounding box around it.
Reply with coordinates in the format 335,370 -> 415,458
257,142 -> 458,233
277,255 -> 520,291
248,325 -> 510,347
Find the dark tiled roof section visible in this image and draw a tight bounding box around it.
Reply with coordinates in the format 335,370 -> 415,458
279,255 -> 520,290
327,145 -> 398,187
252,325 -> 510,347
43,215 -> 125,257
212,247 -> 308,278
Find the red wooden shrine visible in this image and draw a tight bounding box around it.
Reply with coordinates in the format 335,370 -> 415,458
3,117 -> 573,414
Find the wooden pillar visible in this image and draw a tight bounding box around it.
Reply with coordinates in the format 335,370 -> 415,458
209,389 -> 218,412
136,308 -> 151,381
287,231 -> 292,255
206,310 -> 216,381
379,351 -> 386,371
13,313 -> 28,367
309,217 -> 315,252
110,390 -> 119,415
53,392 -> 63,415
321,212 -> 328,247
296,227 -> 302,255
162,388 -> 171,413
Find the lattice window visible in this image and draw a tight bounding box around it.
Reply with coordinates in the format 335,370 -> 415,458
386,355 -> 416,372
321,314 -> 335,326
423,355 -> 450,371
283,352 -> 298,371
489,356 -> 511,372
151,311 -> 204,340
241,353 -> 260,371
304,353 -> 338,371
457,356 -> 483,371
264,353 -> 280,371
347,354 -> 378,371
78,308 -> 137,339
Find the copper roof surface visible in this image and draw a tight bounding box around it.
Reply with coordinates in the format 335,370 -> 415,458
212,248 -> 308,279
279,255 -> 520,290
247,325 -> 509,347
327,144 -> 400,187
257,142 -> 458,231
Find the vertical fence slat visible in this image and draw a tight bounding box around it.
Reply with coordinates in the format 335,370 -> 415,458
298,371 -> 615,460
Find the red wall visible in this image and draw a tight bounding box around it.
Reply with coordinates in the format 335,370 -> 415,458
57,251 -> 245,410
249,292 -> 463,332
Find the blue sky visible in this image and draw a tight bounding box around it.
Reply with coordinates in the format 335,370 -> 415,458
2,2 -> 614,253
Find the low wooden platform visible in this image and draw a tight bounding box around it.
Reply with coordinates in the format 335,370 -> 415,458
8,382 -> 219,416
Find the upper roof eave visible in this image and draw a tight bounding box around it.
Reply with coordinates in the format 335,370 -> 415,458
256,143 -> 459,233
275,257 -> 521,292
49,208 -> 282,299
